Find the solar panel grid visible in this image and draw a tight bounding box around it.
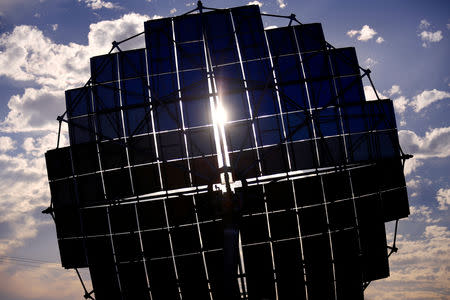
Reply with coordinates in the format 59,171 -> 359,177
45,4 -> 410,300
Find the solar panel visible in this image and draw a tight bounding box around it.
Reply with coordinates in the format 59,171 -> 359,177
45,3 -> 410,299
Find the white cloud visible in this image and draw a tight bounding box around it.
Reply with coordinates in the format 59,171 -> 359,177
248,1 -> 263,7
0,13 -> 153,133
170,8 -> 177,14
436,188 -> 450,210
376,36 -> 384,43
364,85 -> 387,101
447,24 -> 450,30
363,57 -> 378,68
386,85 -> 402,96
0,136 -> 16,152
410,89 -> 450,112
347,25 -> 378,41
393,96 -> 408,114
79,0 -> 119,10
403,157 -> 423,175
366,225 -> 450,299
409,205 -> 440,224
277,0 -> 286,9
419,19 -> 431,29
51,24 -> 58,31
399,127 -> 450,159
419,30 -> 443,47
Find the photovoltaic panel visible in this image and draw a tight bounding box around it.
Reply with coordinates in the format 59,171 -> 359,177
45,4 -> 410,300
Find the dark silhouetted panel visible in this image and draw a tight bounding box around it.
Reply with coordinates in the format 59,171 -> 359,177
294,176 -> 323,207
50,178 -> 76,208
54,208 -> 82,238
381,187 -> 409,222
113,233 -> 142,262
230,150 -> 259,179
77,173 -> 104,206
161,160 -> 190,190
190,156 -> 220,186
58,238 -> 87,269
236,184 -> 265,216
91,53 -> 118,84
99,140 -> 128,170
103,168 -> 133,200
356,194 -> 389,281
45,147 -> 73,180
166,195 -> 196,226
322,171 -> 351,202
260,145 -> 289,175
141,229 -> 171,259
128,135 -> 157,165
327,200 -> 356,231
332,229 -> 364,300
195,191 -> 221,221
71,142 -> 99,175
118,262 -> 151,300
265,181 -> 295,211
240,214 -> 268,244
302,234 -> 335,300
147,258 -> 179,300
176,254 -> 210,300
273,239 -> 307,299
289,140 -> 318,171
81,207 -> 109,236
226,121 -> 254,151
69,116 -> 96,145
137,200 -> 167,230
186,127 -> 215,157
157,131 -> 186,161
243,244 -> 276,299
294,23 -> 326,53
132,164 -> 161,195
298,205 -> 328,236
270,210 -> 299,240
119,49 -> 147,80
145,18 -> 175,75
200,220 -> 223,250
109,203 -> 138,233
66,87 -> 92,118
171,225 -> 201,255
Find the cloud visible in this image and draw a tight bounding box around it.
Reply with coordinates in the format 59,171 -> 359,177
363,85 -> 387,101
366,225 -> 450,299
410,89 -> 450,112
79,0 -> 119,10
363,57 -> 378,69
0,136 -> 16,152
436,188 -> 450,210
409,205 -> 440,224
277,0 -> 286,9
419,30 -> 443,47
376,36 -> 384,43
386,85 -> 402,96
403,157 -> 423,176
392,96 -> 408,114
51,24 -> 58,31
419,19 -> 431,29
170,8 -> 177,14
347,25 -> 378,41
0,13 -> 153,133
248,1 -> 263,7
399,127 -> 450,159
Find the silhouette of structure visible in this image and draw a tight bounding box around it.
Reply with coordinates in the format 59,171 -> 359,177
45,2 -> 411,299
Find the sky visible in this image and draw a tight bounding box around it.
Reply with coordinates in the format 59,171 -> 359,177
0,0 -> 448,299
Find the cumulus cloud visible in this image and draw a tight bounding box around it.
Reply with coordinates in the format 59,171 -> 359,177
393,96 -> 408,114
410,89 -> 450,112
347,25 -> 379,42
375,36 -> 384,44
51,24 -> 58,31
419,19 -> 431,29
419,30 -> 443,47
363,57 -> 378,69
436,188 -> 450,210
0,136 -> 16,152
363,85 -> 387,101
248,1 -> 263,7
399,127 -> 450,159
0,13 -> 152,133
277,0 -> 286,9
403,157 -> 423,176
170,8 -> 177,14
409,205 -> 440,224
79,0 -> 119,10
386,85 -> 402,96
366,225 -> 450,299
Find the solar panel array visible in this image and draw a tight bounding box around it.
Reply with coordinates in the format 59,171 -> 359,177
45,5 -> 409,300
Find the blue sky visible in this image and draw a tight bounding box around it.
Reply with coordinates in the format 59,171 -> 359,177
0,0 -> 448,299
